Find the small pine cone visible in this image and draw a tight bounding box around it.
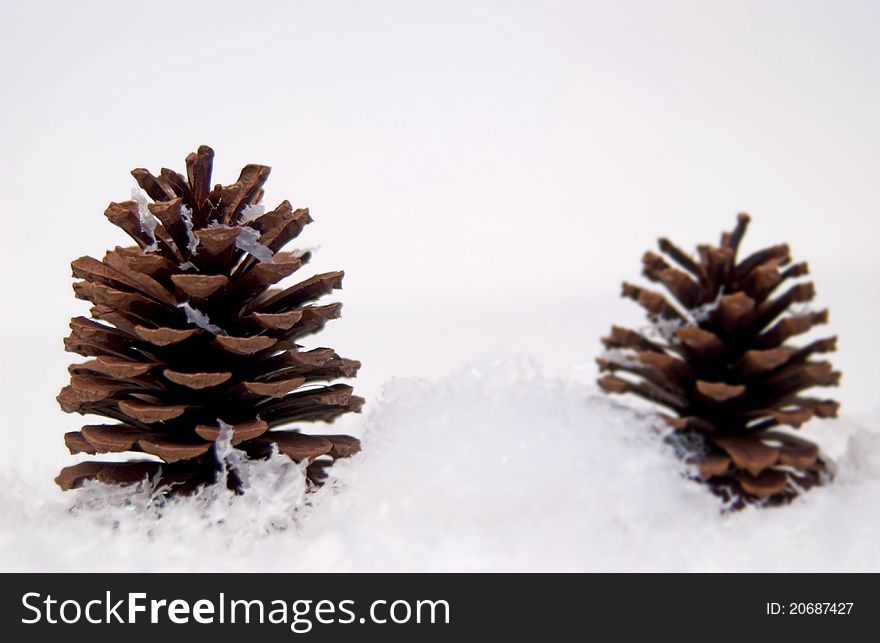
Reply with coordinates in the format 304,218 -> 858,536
598,214 -> 840,508
56,146 -> 364,495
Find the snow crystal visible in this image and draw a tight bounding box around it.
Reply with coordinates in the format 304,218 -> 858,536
215,420 -> 250,485
239,204 -> 266,224
179,205 -> 199,255
235,226 -> 275,262
1,360 -> 878,572
790,302 -> 819,317
292,246 -> 319,259
39,438 -> 311,547
179,302 -> 224,334
131,187 -> 159,252
205,221 -> 274,262
690,287 -> 724,322
599,348 -> 644,369
641,316 -> 683,343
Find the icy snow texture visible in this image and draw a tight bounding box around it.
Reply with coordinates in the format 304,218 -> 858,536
599,348 -> 643,369
0,360 -> 878,572
179,302 -> 224,334
179,205 -> 199,256
235,226 -> 274,262
131,187 -> 159,252
239,204 -> 266,224
690,287 -> 724,322
204,220 -> 275,262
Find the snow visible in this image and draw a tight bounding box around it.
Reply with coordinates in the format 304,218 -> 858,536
205,221 -> 275,262
179,205 -> 199,256
131,187 -> 160,252
1,360 -> 877,572
179,302 -> 224,334
235,226 -> 274,262
599,348 -> 643,369
239,204 -> 266,224
690,288 -> 724,323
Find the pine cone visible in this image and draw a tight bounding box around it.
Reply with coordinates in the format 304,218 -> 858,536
56,146 -> 363,495
598,214 -> 840,508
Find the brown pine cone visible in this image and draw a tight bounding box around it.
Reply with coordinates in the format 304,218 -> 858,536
56,146 -> 363,496
598,214 -> 840,508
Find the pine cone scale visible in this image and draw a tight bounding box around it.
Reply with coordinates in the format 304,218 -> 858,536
194,420 -> 268,445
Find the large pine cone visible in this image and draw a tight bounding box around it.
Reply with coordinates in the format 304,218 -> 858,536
57,146 -> 363,495
598,214 -> 840,508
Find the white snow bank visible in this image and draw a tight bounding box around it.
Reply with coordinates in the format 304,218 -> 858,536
1,360 -> 878,572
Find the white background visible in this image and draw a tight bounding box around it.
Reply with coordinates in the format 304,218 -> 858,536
0,1 -> 878,568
